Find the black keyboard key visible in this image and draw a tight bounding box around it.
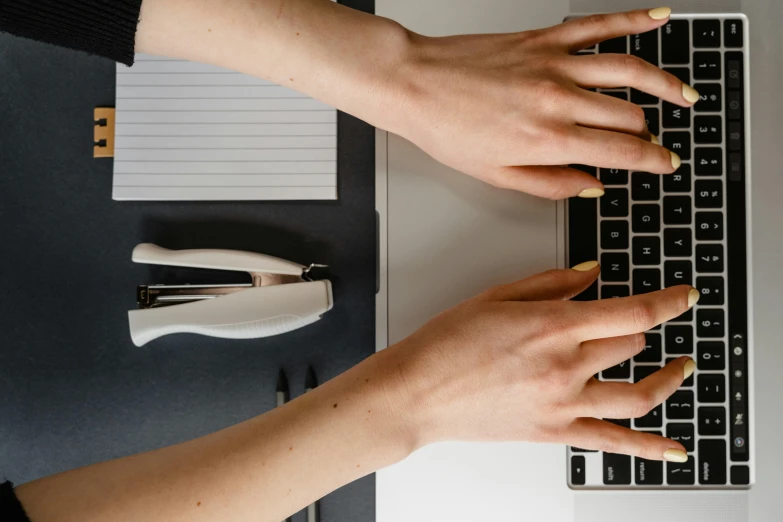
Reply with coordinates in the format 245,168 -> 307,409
663,196 -> 692,225
698,374 -> 726,403
695,148 -> 723,175
698,406 -> 726,436
578,281 -> 598,303
601,253 -> 630,282
572,164 -> 597,177
601,284 -> 630,299
667,457 -> 696,485
664,228 -> 692,257
600,168 -> 628,185
662,21 -> 690,64
662,131 -> 691,159
632,204 -> 660,233
601,220 -> 629,250
696,276 -> 724,305
694,83 -> 722,112
696,244 -> 724,273
724,19 -> 744,48
634,364 -> 660,383
633,269 -> 661,295
568,196 -> 597,294
635,405 -> 663,428
666,67 -> 691,85
601,188 -> 628,217
694,116 -> 722,144
643,107 -> 660,136
666,390 -> 694,419
693,20 -> 721,48
602,360 -> 631,380
635,457 -> 663,485
666,357 -> 694,386
666,325 -> 693,355
662,102 -> 690,129
699,439 -> 727,485
571,455 -> 586,485
696,212 -> 723,240
695,180 -> 723,209
631,172 -> 660,201
606,418 -> 631,428
571,446 -> 597,453
667,423 -> 695,452
731,465 -> 750,485
694,52 -> 722,80
663,163 -> 691,193
633,236 -> 661,266
601,90 -> 628,101
728,90 -> 742,120
635,333 -> 662,363
729,121 -> 743,151
603,452 -> 631,485
697,308 -> 725,338
698,341 -> 726,370
631,30 -> 659,65
664,260 -> 692,287
599,36 -> 628,54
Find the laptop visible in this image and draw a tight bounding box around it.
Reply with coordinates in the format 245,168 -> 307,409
375,0 -> 783,520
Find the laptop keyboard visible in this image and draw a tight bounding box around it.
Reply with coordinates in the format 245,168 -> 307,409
566,15 -> 751,488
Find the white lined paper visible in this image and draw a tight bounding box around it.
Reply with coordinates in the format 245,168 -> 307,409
112,54 -> 337,201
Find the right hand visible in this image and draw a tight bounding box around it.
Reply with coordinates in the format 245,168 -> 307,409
379,262 -> 699,462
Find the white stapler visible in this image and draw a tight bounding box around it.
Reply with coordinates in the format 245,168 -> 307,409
128,244 -> 333,347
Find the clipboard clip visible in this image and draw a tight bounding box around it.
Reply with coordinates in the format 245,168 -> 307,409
94,108 -> 115,158
128,244 -> 333,346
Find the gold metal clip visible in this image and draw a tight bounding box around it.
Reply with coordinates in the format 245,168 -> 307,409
94,107 -> 116,158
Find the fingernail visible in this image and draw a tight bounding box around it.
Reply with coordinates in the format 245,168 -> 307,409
670,151 -> 681,170
682,84 -> 700,104
683,358 -> 696,380
650,134 -> 660,145
663,449 -> 688,462
688,287 -> 700,307
577,188 -> 604,198
648,7 -> 672,20
571,260 -> 599,272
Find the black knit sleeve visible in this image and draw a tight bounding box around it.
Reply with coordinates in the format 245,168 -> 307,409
0,0 -> 144,65
0,482 -> 30,522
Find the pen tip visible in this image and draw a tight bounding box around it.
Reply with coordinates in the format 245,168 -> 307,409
276,369 -> 289,392
305,366 -> 317,389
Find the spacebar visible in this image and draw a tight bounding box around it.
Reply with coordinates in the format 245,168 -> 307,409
567,168 -> 598,301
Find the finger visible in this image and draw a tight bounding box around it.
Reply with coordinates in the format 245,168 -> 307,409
546,9 -> 671,53
577,357 -> 696,419
567,54 -> 699,107
489,165 -> 604,200
563,417 -> 688,461
568,125 -> 679,174
572,285 -> 699,340
487,264 -> 599,302
578,333 -> 647,377
571,89 -> 651,138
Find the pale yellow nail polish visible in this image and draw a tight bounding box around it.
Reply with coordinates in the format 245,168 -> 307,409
670,151 -> 681,170
648,7 -> 672,20
577,188 -> 605,198
571,260 -> 599,272
663,449 -> 688,462
682,84 -> 700,104
650,134 -> 660,145
684,359 -> 696,379
688,287 -> 700,307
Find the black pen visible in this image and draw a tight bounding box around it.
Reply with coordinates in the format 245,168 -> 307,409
304,367 -> 320,522
277,369 -> 292,522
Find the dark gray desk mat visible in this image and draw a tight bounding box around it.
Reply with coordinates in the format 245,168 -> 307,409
0,2 -> 375,520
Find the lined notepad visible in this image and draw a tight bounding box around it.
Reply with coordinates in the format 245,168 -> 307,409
113,55 -> 337,200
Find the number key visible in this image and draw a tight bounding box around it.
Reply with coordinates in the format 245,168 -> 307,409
698,341 -> 726,370
666,325 -> 693,354
695,148 -> 723,175
697,308 -> 725,338
696,245 -> 724,273
695,180 -> 723,209
696,212 -> 724,240
696,276 -> 724,305
694,83 -> 722,112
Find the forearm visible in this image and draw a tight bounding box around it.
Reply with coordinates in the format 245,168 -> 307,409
16,351 -> 416,522
135,0 -> 411,130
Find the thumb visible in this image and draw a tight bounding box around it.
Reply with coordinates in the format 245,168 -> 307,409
486,262 -> 599,302
491,165 -> 604,200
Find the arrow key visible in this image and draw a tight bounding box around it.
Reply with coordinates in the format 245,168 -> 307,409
571,455 -> 586,485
